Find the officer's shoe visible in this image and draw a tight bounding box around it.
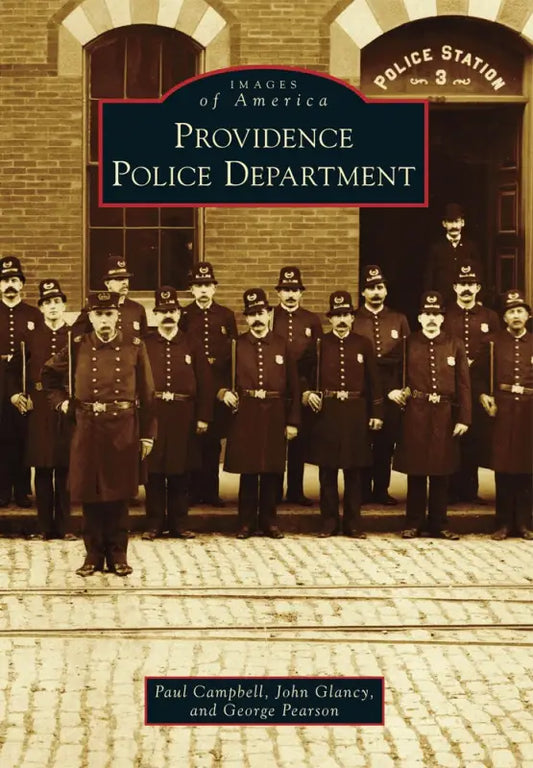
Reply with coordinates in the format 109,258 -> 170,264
15,495 -> 32,509
63,533 -> 79,541
113,563 -> 133,577
401,528 -> 419,539
317,522 -> 337,538
518,527 -> 533,540
76,562 -> 102,577
435,529 -> 460,540
344,529 -> 367,539
491,527 -> 509,541
236,526 -> 252,539
0,497 -> 11,508
142,530 -> 158,541
266,526 -> 284,539
173,530 -> 196,539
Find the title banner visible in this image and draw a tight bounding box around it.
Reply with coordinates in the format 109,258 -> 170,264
145,676 -> 384,725
99,66 -> 427,207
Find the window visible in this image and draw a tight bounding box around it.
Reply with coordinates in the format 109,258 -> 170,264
86,26 -> 203,291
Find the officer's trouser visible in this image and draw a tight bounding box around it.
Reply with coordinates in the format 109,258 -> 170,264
82,500 -> 129,568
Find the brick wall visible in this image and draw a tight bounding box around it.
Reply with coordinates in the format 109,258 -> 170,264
0,0 -> 362,319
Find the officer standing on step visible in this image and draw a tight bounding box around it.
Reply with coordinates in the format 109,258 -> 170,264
353,265 -> 410,505
180,262 -> 237,507
272,266 -> 322,506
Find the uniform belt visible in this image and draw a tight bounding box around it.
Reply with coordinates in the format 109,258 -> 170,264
323,390 -> 361,400
499,383 -> 533,396
154,391 -> 191,401
242,389 -> 282,399
411,390 -> 452,404
79,400 -> 135,413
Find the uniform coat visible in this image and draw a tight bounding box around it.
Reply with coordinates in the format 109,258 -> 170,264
0,300 -> 43,500
272,305 -> 322,374
352,305 -> 410,442
473,329 -> 533,474
424,238 -> 482,305
72,297 -> 148,340
305,331 -> 384,469
224,331 -> 300,474
394,331 -> 471,476
42,331 -> 156,503
179,299 -> 237,437
25,323 -> 71,468
144,330 -> 214,475
443,303 -> 500,471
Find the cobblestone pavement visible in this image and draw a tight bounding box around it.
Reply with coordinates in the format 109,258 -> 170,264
0,534 -> 531,768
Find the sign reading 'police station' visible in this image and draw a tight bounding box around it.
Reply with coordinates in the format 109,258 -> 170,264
99,67 -> 427,207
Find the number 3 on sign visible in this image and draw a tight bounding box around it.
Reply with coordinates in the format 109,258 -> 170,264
435,69 -> 447,85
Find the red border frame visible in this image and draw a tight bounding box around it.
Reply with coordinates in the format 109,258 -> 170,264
144,675 -> 386,726
98,65 -> 429,209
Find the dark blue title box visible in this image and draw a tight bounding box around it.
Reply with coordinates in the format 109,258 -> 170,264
100,66 -> 427,207
145,676 -> 384,725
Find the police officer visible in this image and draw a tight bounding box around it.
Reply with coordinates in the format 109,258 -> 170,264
304,291 -> 383,538
0,255 -> 42,508
272,266 -> 322,505
353,265 -> 410,505
443,262 -> 500,504
222,288 -> 300,539
42,291 -> 156,576
72,255 -> 148,339
474,290 -> 533,540
179,262 -> 237,507
392,291 -> 471,540
142,287 -> 214,540
10,280 -> 75,539
424,203 -> 483,306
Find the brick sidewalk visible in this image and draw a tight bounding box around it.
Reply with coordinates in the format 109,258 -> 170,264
0,535 -> 531,768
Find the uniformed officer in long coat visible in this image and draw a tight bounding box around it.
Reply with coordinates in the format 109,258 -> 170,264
443,262 -> 500,503
72,254 -> 148,339
0,255 -> 42,508
222,288 -> 300,539
303,290 -> 384,538
353,265 -> 410,505
473,289 -> 533,540
142,287 -> 214,540
42,291 -> 156,576
272,266 -> 322,506
424,203 -> 483,306
179,262 -> 237,507
10,280 -> 75,539
392,291 -> 471,539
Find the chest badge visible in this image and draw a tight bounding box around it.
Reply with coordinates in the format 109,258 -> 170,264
185,354 -> 192,364
275,354 -> 284,364
391,329 -> 399,339
480,323 -> 489,333
27,321 -> 34,330
357,353 -> 363,363
221,326 -> 227,335
133,321 -> 140,331
305,327 -> 311,337
447,356 -> 456,366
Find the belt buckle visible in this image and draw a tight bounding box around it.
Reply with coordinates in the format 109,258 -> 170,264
255,389 -> 266,399
511,384 -> 524,395
92,401 -> 106,413
207,357 -> 215,365
336,390 -> 349,401
161,391 -> 174,401
428,393 -> 440,404
35,382 -> 43,391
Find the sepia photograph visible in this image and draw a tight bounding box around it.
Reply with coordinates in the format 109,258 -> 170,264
0,0 -> 532,766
